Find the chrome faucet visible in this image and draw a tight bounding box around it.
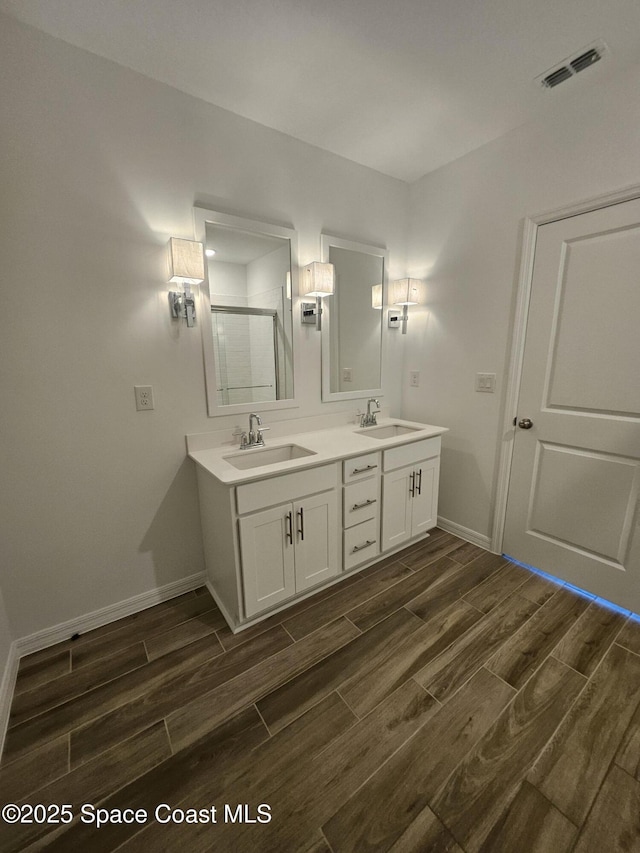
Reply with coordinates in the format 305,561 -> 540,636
240,413 -> 270,449
360,398 -> 380,427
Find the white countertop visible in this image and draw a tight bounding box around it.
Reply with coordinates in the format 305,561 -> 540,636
188,418 -> 448,485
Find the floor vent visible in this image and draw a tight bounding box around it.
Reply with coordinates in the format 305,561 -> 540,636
537,40 -> 608,90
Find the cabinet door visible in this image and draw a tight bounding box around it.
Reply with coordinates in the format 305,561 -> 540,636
411,457 -> 440,536
294,490 -> 340,592
381,465 -> 413,552
239,504 -> 296,618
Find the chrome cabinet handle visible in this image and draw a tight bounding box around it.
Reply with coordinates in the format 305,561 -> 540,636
285,512 -> 293,545
409,471 -> 415,497
351,498 -> 377,511
352,463 -> 378,475
297,507 -> 305,541
352,539 -> 376,554
416,468 -> 422,495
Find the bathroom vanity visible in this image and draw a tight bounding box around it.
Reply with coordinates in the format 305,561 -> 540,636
188,418 -> 447,631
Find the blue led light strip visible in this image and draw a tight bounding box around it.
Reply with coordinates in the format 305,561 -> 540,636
502,553 -> 640,622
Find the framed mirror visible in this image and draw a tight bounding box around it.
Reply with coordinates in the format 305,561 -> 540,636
194,207 -> 298,416
320,234 -> 387,402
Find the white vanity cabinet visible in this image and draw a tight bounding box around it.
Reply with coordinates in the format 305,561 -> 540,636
235,464 -> 340,619
381,437 -> 441,552
191,419 -> 446,632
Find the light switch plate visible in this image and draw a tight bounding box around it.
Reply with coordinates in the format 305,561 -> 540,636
410,371 -> 420,387
342,367 -> 353,382
475,373 -> 496,393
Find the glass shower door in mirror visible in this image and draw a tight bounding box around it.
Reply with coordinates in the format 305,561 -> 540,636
320,235 -> 387,402
194,208 -> 298,416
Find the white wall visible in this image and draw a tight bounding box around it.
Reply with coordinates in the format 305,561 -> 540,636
404,62 -> 640,542
0,14 -> 408,639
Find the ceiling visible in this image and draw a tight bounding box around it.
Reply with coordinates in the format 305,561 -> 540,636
2,0 -> 639,182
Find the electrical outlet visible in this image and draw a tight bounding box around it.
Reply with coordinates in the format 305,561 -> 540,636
342,367 -> 353,382
134,385 -> 154,411
475,373 -> 496,393
410,370 -> 420,387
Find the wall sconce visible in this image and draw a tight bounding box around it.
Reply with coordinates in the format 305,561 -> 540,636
371,283 -> 383,310
300,262 -> 335,331
389,278 -> 422,334
168,237 -> 205,328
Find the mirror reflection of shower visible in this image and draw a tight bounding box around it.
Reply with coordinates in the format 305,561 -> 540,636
212,307 -> 279,406
205,223 -> 294,408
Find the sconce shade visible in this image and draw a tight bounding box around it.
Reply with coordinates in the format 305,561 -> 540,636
168,238 -> 205,285
372,283 -> 383,309
391,278 -> 422,305
301,262 -> 335,297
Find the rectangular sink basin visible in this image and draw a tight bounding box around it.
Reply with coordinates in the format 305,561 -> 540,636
223,444 -> 316,470
356,424 -> 423,440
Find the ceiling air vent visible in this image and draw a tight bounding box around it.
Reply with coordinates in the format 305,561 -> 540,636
537,40 -> 608,90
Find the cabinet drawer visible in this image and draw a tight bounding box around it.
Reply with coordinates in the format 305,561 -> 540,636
383,436 -> 441,472
343,452 -> 379,483
344,518 -> 379,571
236,464 -> 338,515
343,478 -> 378,528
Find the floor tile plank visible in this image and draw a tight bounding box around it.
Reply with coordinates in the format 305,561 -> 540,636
615,616 -> 640,656
463,562 -> 529,613
415,593 -> 537,703
9,642 -> 148,728
70,594 -> 222,670
516,572 -> 565,605
167,617 -> 360,751
14,650 -> 71,695
346,556 -> 463,631
0,722 -> 171,853
571,764 -> 640,853
257,608 -> 424,733
405,551 -> 508,625
144,609 -> 223,660
387,806 -> 464,853
3,632 -> 225,765
119,692 -> 356,853
487,586 -> 590,689
322,668 -> 514,853
0,735 -> 68,804
203,679 -> 441,853
283,560 -> 413,640
70,625 -> 291,767
528,641 -> 640,826
554,600 -> 628,677
431,656 -> 585,852
397,532 -> 462,570
340,598 -> 483,717
477,781 -> 577,853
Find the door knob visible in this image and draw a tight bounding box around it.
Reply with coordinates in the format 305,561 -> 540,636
518,418 -> 534,430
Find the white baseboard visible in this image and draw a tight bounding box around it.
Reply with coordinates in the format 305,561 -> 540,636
438,516 -> 493,552
15,572 -> 205,659
0,641 -> 20,760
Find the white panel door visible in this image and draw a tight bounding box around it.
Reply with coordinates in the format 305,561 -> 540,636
238,504 -> 296,618
293,490 -> 339,592
504,197 -> 640,612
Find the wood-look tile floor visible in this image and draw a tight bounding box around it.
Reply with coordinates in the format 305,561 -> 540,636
3,529 -> 640,851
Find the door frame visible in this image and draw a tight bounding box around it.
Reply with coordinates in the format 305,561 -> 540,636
492,182 -> 640,554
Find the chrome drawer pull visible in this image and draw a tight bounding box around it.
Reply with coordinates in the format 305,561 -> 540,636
351,498 -> 377,511
351,463 -> 377,474
351,539 -> 376,554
